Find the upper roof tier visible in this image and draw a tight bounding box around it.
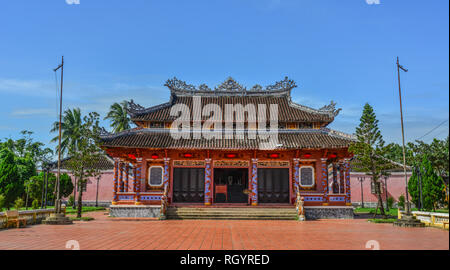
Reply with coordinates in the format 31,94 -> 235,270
127,77 -> 342,124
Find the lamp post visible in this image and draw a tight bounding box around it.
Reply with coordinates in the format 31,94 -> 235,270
358,176 -> 365,208
396,56 -> 411,215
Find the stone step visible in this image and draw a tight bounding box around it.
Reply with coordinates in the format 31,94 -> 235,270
167,216 -> 297,220
166,207 -> 298,220
167,210 -> 297,214
167,207 -> 296,212
167,213 -> 297,217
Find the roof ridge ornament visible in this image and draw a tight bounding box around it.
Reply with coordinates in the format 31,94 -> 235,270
164,76 -> 296,93
319,101 -> 342,117
99,127 -> 112,137
214,77 -> 246,92
266,76 -> 297,91
165,77 -> 197,92
128,99 -> 145,111
250,84 -> 263,91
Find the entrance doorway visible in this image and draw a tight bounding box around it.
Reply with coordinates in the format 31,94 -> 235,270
172,168 -> 205,203
214,168 -> 248,203
258,168 -> 290,203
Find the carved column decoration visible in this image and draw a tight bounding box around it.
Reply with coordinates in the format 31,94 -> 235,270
251,158 -> 258,206
293,158 -> 300,193
163,158 -> 170,197
321,158 -> 329,205
204,158 -> 212,205
331,162 -> 338,194
119,162 -> 124,192
132,166 -> 137,192
112,159 -> 119,205
344,158 -> 352,205
124,164 -> 129,192
135,158 -> 143,205
339,161 -> 345,194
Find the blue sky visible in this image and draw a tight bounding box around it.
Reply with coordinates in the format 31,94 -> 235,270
0,0 -> 448,151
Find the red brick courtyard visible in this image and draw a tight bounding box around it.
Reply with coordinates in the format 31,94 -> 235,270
0,211 -> 448,250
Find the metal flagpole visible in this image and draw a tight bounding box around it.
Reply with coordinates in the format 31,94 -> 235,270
54,56 -> 64,214
396,56 -> 411,215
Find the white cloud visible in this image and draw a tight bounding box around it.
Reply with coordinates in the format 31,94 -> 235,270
366,0 -> 380,5
11,108 -> 55,117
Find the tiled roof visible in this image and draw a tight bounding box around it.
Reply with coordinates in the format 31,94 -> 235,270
127,77 -> 340,124
129,96 -> 335,123
49,154 -> 114,171
100,128 -> 355,150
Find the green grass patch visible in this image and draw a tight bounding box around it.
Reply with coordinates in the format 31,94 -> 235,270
1,206 -> 106,214
69,216 -> 95,221
354,207 -> 402,216
65,206 -> 105,214
368,218 -> 397,223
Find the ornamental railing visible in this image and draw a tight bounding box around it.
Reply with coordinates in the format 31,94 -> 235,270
0,208 -> 55,229
405,210 -> 449,229
160,184 -> 169,219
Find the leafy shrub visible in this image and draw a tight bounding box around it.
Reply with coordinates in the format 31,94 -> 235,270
387,197 -> 395,209
14,197 -> 24,210
32,199 -> 39,210
398,195 -> 405,209
0,194 -> 5,210
67,195 -> 74,208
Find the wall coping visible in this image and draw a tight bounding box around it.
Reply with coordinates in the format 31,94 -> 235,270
109,205 -> 161,208
412,211 -> 449,218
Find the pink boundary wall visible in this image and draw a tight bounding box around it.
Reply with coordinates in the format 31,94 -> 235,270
58,170 -> 115,205
350,172 -> 412,204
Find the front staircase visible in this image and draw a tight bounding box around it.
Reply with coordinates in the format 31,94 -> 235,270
166,207 -> 298,220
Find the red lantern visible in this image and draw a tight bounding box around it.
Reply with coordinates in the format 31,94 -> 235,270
183,153 -> 193,158
329,153 -> 337,159
151,154 -> 159,159
269,153 -> 279,158
303,153 -> 312,159
225,153 -> 237,158
128,154 -> 136,160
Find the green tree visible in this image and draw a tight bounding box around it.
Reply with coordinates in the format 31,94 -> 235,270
408,167 -> 420,208
421,156 -> 445,211
104,100 -> 131,132
51,108 -> 83,156
67,112 -> 103,218
349,103 -> 393,218
24,172 -> 73,206
0,149 -> 21,209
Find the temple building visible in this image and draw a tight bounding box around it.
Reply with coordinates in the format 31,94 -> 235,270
100,77 -> 356,219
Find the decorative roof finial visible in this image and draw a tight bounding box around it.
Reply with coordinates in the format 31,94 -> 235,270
319,101 -> 342,117
214,77 -> 246,92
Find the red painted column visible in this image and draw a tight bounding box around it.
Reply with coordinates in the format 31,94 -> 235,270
321,158 -> 329,205
112,159 -> 119,205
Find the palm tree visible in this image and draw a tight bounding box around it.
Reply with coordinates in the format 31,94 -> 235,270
50,108 -> 83,156
104,101 -> 131,133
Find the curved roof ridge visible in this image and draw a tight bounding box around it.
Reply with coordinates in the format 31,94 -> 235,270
322,128 -> 357,141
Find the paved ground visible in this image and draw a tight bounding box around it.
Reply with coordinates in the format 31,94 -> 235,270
0,211 -> 448,250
